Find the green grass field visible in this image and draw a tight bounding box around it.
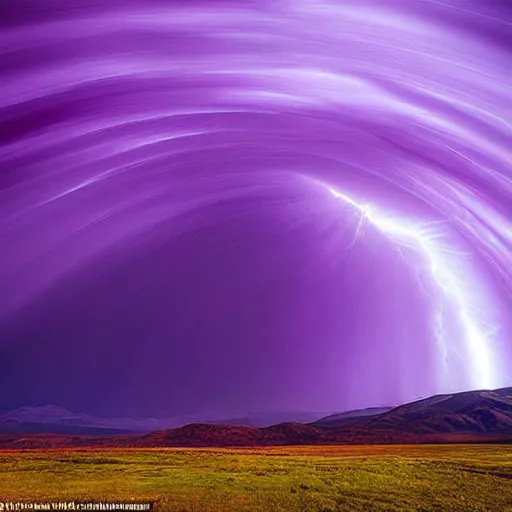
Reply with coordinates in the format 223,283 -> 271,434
0,444 -> 511,511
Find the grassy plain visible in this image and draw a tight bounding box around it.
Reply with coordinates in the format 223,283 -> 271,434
0,444 -> 511,511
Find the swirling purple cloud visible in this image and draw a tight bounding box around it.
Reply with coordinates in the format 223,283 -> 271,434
1,0 -> 511,418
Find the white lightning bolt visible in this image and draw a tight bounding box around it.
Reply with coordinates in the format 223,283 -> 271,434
327,185 -> 497,390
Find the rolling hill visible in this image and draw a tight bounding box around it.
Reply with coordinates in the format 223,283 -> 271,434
365,387 -> 512,434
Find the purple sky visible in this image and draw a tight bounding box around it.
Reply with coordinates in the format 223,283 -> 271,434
1,0 -> 511,418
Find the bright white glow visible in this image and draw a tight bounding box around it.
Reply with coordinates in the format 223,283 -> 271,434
327,185 -> 497,390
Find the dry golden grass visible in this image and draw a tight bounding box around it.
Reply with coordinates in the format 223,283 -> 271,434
0,444 -> 511,511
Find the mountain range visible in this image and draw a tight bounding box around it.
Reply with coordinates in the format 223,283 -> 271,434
0,387 -> 511,448
0,405 -> 328,435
